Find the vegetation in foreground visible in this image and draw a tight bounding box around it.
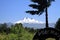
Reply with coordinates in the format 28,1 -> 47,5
0,23 -> 36,40
0,18 -> 60,40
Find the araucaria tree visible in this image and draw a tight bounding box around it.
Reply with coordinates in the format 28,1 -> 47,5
26,0 -> 55,28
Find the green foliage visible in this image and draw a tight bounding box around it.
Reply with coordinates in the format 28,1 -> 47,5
0,23 -> 34,40
25,27 -> 37,33
55,18 -> 60,30
0,23 -> 10,34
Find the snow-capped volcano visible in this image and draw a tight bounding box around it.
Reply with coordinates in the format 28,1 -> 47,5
14,17 -> 55,29
14,17 -> 44,24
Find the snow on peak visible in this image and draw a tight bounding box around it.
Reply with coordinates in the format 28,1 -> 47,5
14,17 -> 44,24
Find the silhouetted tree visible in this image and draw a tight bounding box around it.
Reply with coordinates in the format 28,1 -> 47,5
0,23 -> 7,32
26,0 -> 55,28
55,18 -> 60,30
0,23 -> 11,34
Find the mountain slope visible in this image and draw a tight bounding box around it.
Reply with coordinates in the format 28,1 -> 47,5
23,23 -> 55,29
14,17 -> 55,29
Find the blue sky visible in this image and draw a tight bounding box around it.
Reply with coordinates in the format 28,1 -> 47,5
0,0 -> 60,23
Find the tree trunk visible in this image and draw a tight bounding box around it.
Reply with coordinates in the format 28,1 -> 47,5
45,7 -> 49,28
